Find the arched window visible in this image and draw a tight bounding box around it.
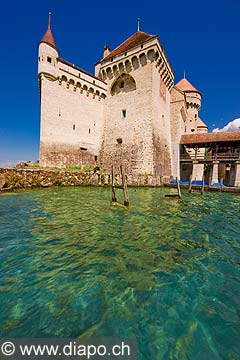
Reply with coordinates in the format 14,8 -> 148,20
111,73 -> 136,96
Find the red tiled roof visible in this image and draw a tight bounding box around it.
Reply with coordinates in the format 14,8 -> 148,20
102,31 -> 156,61
175,78 -> 199,92
40,27 -> 57,48
180,131 -> 240,145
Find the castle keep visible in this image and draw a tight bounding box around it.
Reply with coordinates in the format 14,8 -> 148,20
38,16 -> 210,181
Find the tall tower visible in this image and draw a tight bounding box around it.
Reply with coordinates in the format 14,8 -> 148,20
38,13 -> 59,80
95,31 -> 174,177
175,77 -> 202,133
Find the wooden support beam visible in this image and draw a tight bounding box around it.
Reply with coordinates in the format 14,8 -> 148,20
177,177 -> 181,198
111,165 -> 117,203
120,165 -> 129,207
111,164 -> 129,208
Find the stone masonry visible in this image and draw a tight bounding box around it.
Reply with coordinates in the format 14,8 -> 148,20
38,16 -> 208,181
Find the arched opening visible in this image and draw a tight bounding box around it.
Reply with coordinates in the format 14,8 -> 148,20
139,53 -> 147,66
147,49 -> 155,62
131,56 -> 139,70
125,60 -> 131,72
111,73 -> 136,96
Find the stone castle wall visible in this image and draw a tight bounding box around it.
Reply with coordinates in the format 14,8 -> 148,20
170,87 -> 186,178
151,64 -> 173,177
39,72 -> 105,167
99,62 -> 155,175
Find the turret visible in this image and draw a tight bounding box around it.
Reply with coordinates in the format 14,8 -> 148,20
38,13 -> 59,79
175,77 -> 202,133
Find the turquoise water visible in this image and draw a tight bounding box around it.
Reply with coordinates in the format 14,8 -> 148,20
0,187 -> 239,359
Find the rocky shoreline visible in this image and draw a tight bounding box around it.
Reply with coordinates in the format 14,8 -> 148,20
0,168 -> 163,192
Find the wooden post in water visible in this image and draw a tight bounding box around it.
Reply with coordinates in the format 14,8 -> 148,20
177,177 -> 181,198
111,165 -> 117,203
111,165 -> 129,208
120,165 -> 129,206
189,175 -> 192,193
220,177 -> 223,191
201,175 -> 204,195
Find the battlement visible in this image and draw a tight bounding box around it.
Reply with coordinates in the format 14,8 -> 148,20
95,34 -> 174,91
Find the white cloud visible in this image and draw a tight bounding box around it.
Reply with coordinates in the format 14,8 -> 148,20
213,118 -> 240,132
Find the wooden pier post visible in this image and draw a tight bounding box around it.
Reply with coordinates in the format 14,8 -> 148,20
111,165 -> 117,203
120,165 -> 129,206
111,165 -> 129,208
177,177 -> 181,198
189,175 -> 192,193
201,175 -> 204,195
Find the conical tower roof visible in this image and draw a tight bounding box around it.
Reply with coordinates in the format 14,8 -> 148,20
40,13 -> 57,49
175,78 -> 199,92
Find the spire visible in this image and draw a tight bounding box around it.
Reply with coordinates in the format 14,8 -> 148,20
183,69 -> 186,79
48,12 -> 51,29
40,12 -> 57,49
137,18 -> 140,32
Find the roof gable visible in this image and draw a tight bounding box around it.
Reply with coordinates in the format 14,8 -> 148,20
102,31 -> 156,61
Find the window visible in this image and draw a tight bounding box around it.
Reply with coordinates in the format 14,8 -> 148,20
119,81 -> 124,88
116,138 -> 123,144
89,128 -> 91,134
79,73 -> 81,78
191,129 -> 195,132
122,109 -> 126,118
93,80 -> 95,84
47,56 -> 52,63
73,124 -> 75,130
80,147 -> 87,151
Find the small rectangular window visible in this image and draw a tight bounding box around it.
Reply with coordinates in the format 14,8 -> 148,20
47,56 -> 52,63
89,128 -> 91,134
162,114 -> 165,126
122,109 -> 126,118
80,147 -> 87,151
117,138 -> 123,144
73,124 -> 75,130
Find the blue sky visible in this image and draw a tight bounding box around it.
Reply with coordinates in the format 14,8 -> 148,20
0,0 -> 240,166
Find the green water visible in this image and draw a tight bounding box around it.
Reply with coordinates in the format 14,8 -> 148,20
0,187 -> 239,359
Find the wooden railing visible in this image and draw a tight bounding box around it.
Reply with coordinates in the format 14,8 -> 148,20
180,152 -> 240,162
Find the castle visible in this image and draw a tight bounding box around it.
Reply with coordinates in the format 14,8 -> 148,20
38,16 -> 209,181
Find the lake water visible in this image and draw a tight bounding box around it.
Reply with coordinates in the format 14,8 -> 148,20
0,187 -> 239,359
